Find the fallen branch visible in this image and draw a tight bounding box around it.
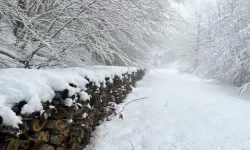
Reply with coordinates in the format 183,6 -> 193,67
117,97 -> 148,115
123,138 -> 135,150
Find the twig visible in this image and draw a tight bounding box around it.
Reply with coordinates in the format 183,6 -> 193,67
117,97 -> 148,115
109,137 -> 135,150
123,138 -> 135,150
165,102 -> 168,107
51,0 -> 97,39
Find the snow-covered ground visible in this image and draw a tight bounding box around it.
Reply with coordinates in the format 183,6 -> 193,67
86,69 -> 250,150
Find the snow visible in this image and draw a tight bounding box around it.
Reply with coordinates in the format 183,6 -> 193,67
79,91 -> 90,101
86,68 -> 250,150
0,66 -> 138,128
64,98 -> 73,107
82,113 -> 88,119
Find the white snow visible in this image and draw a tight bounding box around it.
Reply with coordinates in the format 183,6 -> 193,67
79,91 -> 90,101
87,103 -> 91,109
86,69 -> 250,150
0,66 -> 138,127
64,98 -> 73,107
49,105 -> 55,109
82,113 -> 88,119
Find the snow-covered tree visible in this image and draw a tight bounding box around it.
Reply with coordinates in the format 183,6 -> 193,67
178,0 -> 250,92
0,0 -> 182,68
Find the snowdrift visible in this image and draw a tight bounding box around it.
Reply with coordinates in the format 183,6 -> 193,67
0,66 -> 145,150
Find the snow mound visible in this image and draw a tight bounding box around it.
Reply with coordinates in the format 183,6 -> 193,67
0,66 -> 138,128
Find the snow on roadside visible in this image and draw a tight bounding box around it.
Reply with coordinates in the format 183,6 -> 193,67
0,66 -> 138,128
86,69 -> 250,150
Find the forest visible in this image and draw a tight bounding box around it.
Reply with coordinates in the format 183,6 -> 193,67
0,0 -> 249,90
0,0 -> 182,69
163,0 -> 250,92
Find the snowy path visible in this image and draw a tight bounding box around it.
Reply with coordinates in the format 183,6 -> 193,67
86,69 -> 250,150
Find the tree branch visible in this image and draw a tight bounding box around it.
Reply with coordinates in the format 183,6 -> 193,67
117,97 -> 148,115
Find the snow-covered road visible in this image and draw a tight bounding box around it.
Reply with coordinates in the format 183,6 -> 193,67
86,69 -> 250,150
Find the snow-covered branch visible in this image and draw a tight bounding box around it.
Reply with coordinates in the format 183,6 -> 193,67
0,0 -> 182,68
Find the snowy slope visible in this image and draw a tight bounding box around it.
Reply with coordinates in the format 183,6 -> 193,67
0,66 -> 138,127
86,69 -> 250,150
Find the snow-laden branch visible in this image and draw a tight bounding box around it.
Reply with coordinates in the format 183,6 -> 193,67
0,0 -> 182,68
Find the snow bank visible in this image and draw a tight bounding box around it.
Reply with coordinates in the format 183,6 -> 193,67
0,66 -> 138,127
